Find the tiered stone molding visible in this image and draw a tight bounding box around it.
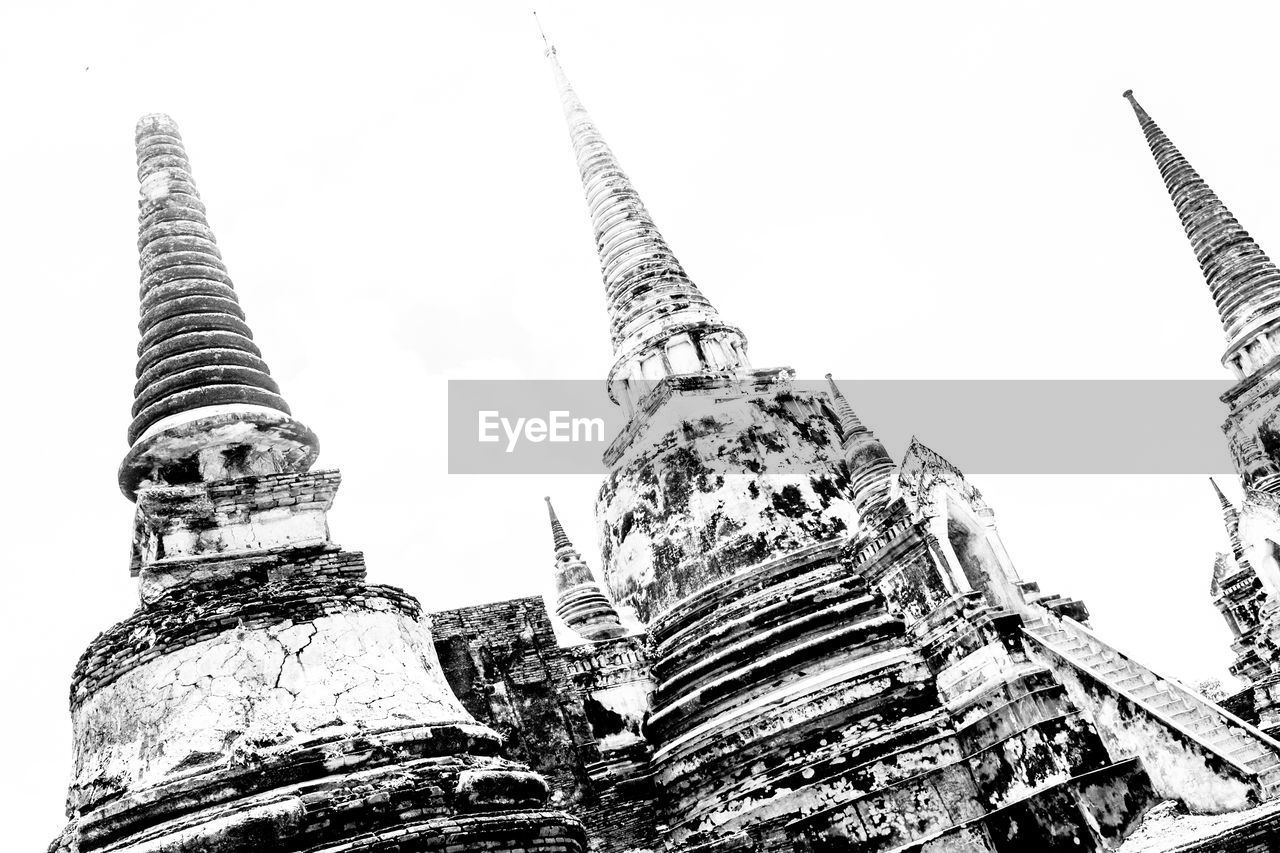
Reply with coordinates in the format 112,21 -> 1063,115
131,115 -> 289,442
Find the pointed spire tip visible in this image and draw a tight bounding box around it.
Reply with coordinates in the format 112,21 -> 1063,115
533,9 -> 554,56
1210,478 -> 1238,517
545,495 -> 573,551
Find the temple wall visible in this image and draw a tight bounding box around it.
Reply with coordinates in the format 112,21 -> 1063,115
431,595 -> 659,853
431,596 -> 595,811
865,529 -> 956,625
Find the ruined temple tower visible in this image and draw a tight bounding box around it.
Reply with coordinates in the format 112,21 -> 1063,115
50,115 -> 586,853
1125,90 -> 1280,736
401,31 -> 1280,853
49,64 -> 1280,853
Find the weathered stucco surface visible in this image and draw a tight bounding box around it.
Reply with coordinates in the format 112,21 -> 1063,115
597,372 -> 856,624
58,464 -> 590,853
73,607 -> 466,803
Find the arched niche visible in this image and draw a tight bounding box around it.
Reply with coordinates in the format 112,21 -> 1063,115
946,499 -> 998,589
940,496 -> 1022,611
1240,500 -> 1280,599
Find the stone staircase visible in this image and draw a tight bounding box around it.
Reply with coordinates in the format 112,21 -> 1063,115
1022,613 -> 1280,800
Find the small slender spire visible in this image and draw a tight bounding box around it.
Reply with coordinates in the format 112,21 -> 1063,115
1211,478 -> 1253,570
1211,476 -> 1233,513
824,374 -> 894,520
544,496 -> 627,641
119,114 -> 317,498
539,23 -> 748,399
546,495 -> 573,552
1124,90 -> 1280,354
825,374 -> 871,441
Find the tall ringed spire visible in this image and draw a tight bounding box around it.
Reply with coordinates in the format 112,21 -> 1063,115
538,18 -> 750,406
1124,90 -> 1280,375
119,114 -> 318,498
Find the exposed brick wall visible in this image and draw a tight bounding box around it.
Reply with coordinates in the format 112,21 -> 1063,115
585,785 -> 659,853
185,469 -> 340,510
431,597 -> 661,852
431,597 -> 596,812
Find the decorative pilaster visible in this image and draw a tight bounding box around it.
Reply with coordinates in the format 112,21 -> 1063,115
547,497 -> 627,641
119,114 -> 317,498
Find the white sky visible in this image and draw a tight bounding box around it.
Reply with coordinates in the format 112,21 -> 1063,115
4,1 -> 1278,846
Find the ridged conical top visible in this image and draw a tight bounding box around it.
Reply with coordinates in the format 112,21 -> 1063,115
130,114 -> 290,443
546,496 -> 574,553
120,115 -> 317,499
541,31 -> 747,388
1124,91 -> 1280,351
